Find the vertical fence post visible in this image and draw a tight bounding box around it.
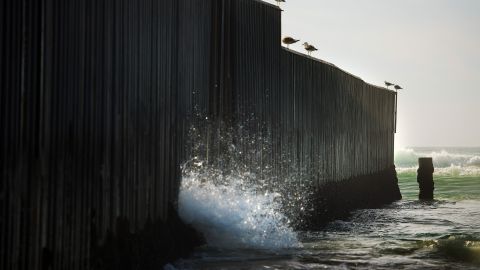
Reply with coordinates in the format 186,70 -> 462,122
417,157 -> 434,200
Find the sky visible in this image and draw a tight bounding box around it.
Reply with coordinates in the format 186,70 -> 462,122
268,0 -> 480,148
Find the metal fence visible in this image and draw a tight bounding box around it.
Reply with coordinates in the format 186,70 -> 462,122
178,0 -> 395,185
1,0 -> 179,268
0,0 -> 396,269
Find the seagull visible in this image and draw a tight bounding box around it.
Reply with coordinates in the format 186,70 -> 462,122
394,85 -> 403,91
275,0 -> 286,7
385,81 -> 394,89
302,42 -> 318,56
282,36 -> 299,48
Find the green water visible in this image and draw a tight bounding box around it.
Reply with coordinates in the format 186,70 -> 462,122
175,147 -> 480,269
399,175 -> 480,201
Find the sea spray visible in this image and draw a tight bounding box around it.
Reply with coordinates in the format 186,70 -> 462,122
179,164 -> 301,249
177,120 -> 311,249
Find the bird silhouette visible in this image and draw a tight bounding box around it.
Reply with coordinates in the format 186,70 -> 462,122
302,42 -> 318,56
385,81 -> 394,89
282,36 -> 299,48
275,0 -> 285,7
394,85 -> 403,91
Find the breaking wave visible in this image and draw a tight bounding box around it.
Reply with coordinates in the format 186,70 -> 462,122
418,234 -> 480,265
179,165 -> 301,249
177,122 -> 305,250
395,147 -> 480,176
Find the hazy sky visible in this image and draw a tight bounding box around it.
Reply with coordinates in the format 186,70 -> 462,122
270,0 -> 480,147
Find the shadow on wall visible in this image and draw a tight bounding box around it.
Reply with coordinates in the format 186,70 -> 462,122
40,205 -> 204,270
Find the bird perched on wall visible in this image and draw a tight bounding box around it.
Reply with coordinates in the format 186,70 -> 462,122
282,36 -> 299,48
394,85 -> 403,91
275,0 -> 286,7
384,81 -> 394,89
302,42 -> 318,56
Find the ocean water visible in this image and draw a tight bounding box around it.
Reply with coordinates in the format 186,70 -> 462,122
175,147 -> 480,269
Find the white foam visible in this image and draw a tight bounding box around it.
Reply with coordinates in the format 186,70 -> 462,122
467,156 -> 480,167
178,167 -> 301,250
396,165 -> 480,177
395,148 -> 480,176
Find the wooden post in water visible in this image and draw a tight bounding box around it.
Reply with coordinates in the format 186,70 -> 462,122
417,158 -> 434,200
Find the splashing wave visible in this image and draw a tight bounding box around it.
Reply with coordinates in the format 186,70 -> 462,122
179,166 -> 301,249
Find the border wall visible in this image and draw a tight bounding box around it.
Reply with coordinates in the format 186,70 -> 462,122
279,49 -> 396,182
1,0 -> 202,269
178,0 -> 400,223
1,0 -> 400,269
